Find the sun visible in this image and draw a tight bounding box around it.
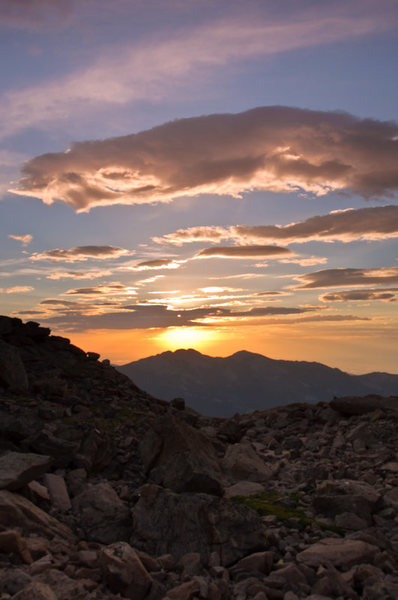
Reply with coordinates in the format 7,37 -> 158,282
158,327 -> 215,351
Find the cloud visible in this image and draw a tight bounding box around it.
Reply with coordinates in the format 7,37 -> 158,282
320,288 -> 398,302
153,226 -> 228,246
46,270 -> 112,280
12,107 -> 398,211
63,283 -> 137,296
40,302 -> 314,331
154,205 -> 398,247
2,286 -> 34,294
2,4 -> 395,139
295,267 -> 398,289
279,256 -> 328,267
131,259 -> 182,271
0,0 -> 76,28
30,245 -> 132,262
195,245 -> 292,259
8,234 -> 33,246
232,206 -> 398,244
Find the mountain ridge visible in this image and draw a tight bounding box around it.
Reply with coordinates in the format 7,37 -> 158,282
118,348 -> 398,416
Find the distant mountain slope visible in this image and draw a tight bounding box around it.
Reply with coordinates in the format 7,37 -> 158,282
117,349 -> 398,416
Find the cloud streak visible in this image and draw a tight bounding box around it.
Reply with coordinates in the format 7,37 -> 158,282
154,206 -> 398,246
30,245 -> 132,262
8,234 -> 33,246
320,288 -> 398,302
195,245 -> 292,259
12,107 -> 398,211
2,3 -> 395,140
41,302 -> 315,331
295,267 -> 398,289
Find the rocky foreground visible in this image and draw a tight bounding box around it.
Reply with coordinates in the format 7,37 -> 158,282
0,316 -> 398,600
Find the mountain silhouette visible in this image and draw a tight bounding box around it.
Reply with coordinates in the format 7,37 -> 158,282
118,349 -> 398,416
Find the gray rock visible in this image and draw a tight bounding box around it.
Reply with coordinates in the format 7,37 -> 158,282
44,473 -> 72,512
0,490 -> 75,541
0,340 -> 28,392
313,479 -> 380,523
0,451 -> 52,491
222,442 -> 273,482
224,481 -> 265,498
0,568 -> 31,595
99,541 -> 153,600
383,487 -> 398,509
131,484 -> 266,566
11,581 -> 57,600
297,538 -> 378,568
330,395 -> 398,415
335,512 -> 369,531
72,482 -> 131,544
141,414 -> 224,495
230,551 -> 274,575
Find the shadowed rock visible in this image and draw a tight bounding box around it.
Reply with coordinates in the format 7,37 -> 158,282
0,452 -> 52,491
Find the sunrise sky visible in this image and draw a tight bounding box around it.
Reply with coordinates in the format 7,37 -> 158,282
1,0 -> 397,372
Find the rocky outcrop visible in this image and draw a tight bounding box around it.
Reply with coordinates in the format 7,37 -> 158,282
0,452 -> 52,491
0,316 -> 398,600
131,484 -> 266,565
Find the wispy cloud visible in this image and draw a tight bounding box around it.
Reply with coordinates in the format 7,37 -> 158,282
41,302 -> 315,331
2,4 -> 395,139
153,226 -> 228,246
295,267 -> 398,289
46,269 -> 112,280
129,258 -> 183,271
13,108 -> 398,211
1,286 -> 34,294
63,283 -> 137,296
320,288 -> 398,302
8,233 -> 33,246
195,245 -> 292,259
154,206 -> 398,246
30,245 -> 132,262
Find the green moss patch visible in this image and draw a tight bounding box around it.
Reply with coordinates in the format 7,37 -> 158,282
233,491 -> 343,535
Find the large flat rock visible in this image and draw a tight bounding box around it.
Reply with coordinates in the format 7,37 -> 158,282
0,452 -> 52,491
296,538 -> 378,568
0,490 -> 75,542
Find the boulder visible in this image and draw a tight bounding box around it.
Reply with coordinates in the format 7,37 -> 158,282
383,487 -> 398,509
330,395 -> 398,415
297,538 -> 378,568
131,484 -> 266,566
313,479 -> 380,523
230,551 -> 274,575
222,442 -> 273,483
0,568 -> 31,596
0,340 -> 28,392
166,580 -> 201,600
72,482 -> 131,544
224,481 -> 265,498
29,430 -> 79,468
99,541 -> 153,600
0,490 -> 75,542
44,473 -> 71,512
140,414 -> 224,495
9,581 -> 56,600
0,451 -> 52,491
0,530 -> 32,564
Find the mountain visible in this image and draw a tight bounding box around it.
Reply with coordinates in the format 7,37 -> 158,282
1,315 -> 398,599
118,348 -> 398,416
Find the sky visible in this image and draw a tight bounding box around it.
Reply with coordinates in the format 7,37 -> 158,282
0,0 -> 397,373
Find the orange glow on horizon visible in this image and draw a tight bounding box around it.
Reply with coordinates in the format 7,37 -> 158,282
54,320 -> 398,375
